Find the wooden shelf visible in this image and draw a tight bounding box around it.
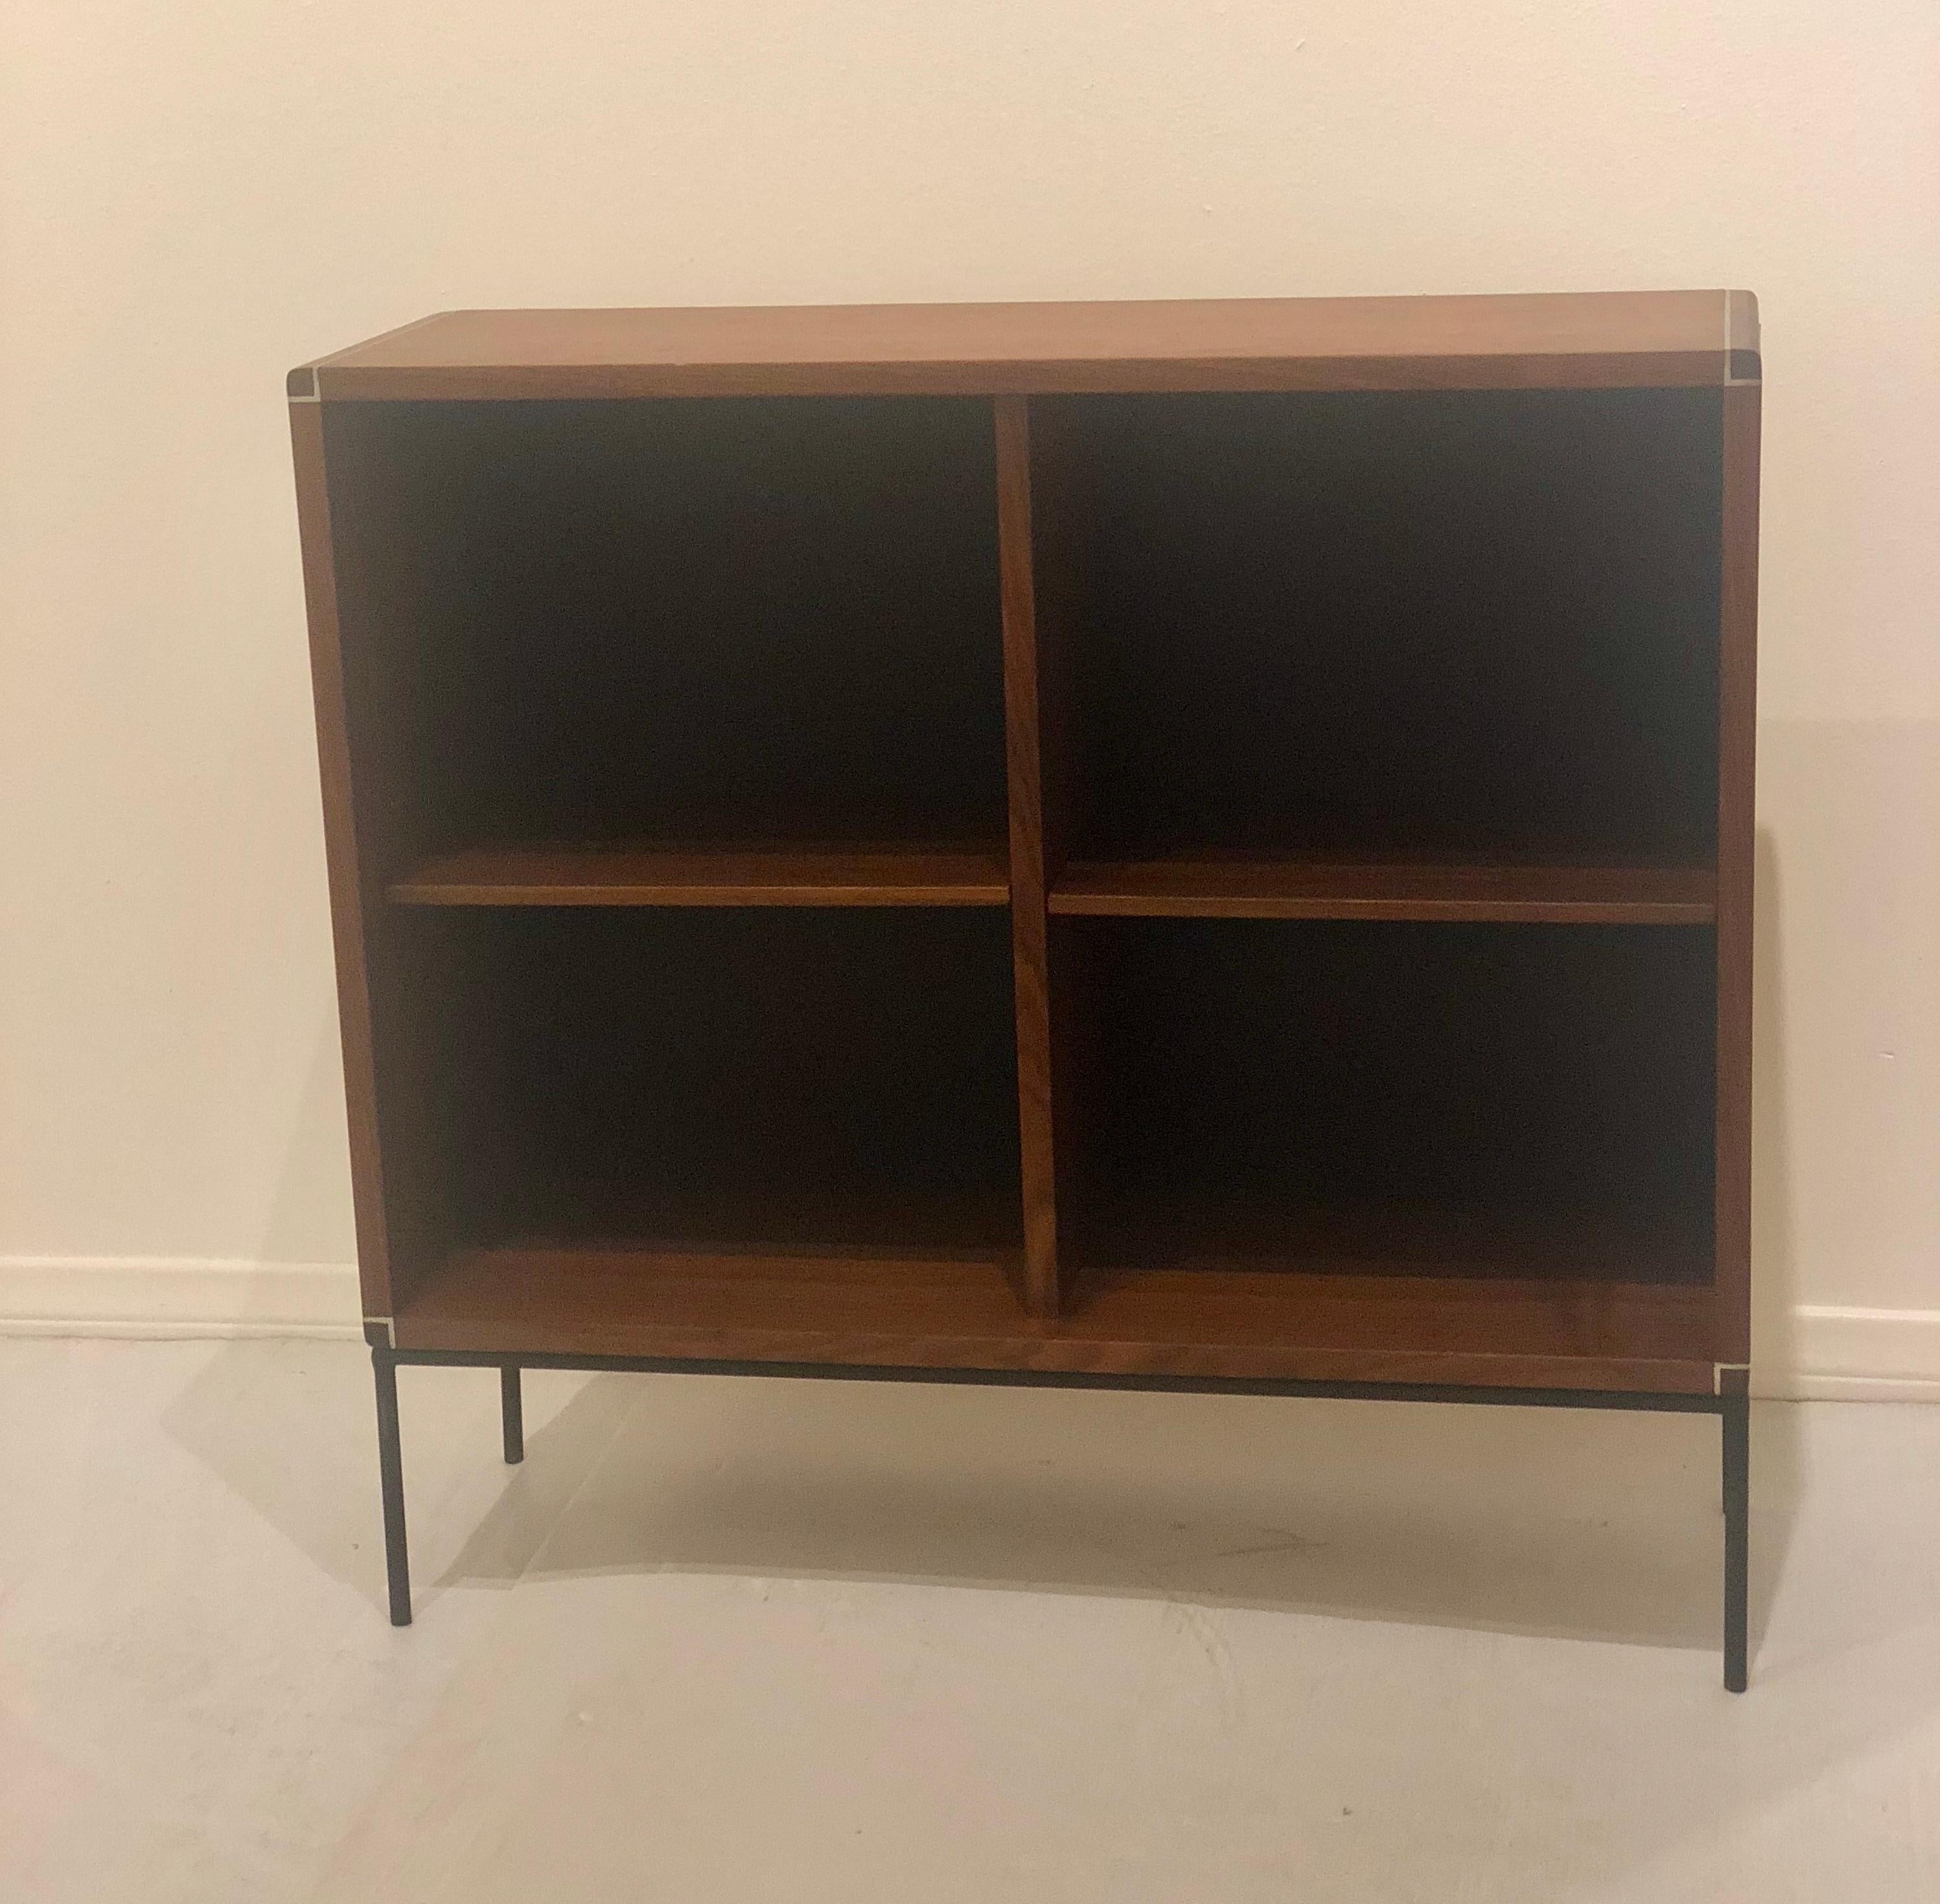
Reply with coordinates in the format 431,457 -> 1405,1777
389,843 -> 1011,908
1049,853 -> 1715,925
395,1242 -> 1718,1393
297,290 -> 1757,401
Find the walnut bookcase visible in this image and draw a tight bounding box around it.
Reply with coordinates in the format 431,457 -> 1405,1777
290,292 -> 1759,1686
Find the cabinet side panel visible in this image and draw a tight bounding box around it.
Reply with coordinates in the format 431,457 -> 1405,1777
1715,382 -> 1761,1364
997,397 -> 1059,1316
290,399 -> 395,1323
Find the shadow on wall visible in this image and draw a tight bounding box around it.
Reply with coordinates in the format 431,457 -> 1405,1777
251,1011 -> 358,1290
1752,824 -> 1796,1379
1749,824 -> 1804,1649
1754,716 -> 1940,1350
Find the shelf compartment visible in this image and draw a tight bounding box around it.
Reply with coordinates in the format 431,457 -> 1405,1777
1053,916 -> 1718,1293
1030,387 -> 1724,869
390,842 -> 1011,908
1050,853 -> 1714,924
393,1244 -> 1716,1393
321,394 -> 1008,861
391,905 -> 1023,1268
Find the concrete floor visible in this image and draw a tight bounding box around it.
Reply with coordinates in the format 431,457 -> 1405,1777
2,1338 -> 1937,1901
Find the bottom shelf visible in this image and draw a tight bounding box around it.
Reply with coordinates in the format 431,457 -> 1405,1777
394,1244 -> 1720,1394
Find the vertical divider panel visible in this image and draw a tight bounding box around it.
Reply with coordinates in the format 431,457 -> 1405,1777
996,397 -> 1063,1316
1714,380 -> 1761,1366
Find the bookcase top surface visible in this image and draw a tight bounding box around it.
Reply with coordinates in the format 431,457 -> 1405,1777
297,290 -> 1758,399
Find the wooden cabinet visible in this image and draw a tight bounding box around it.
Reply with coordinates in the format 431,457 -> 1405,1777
291,291 -> 1759,1684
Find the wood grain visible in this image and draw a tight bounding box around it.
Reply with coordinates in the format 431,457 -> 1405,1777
389,843 -> 1010,907
393,1243 -> 1717,1393
1021,401 -> 1109,1334
996,397 -> 1061,1317
1050,855 -> 1716,924
302,291 -> 1757,400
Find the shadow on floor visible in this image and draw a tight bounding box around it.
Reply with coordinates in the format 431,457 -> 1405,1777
422,1366 -> 1806,1663
161,1332 -> 1819,1677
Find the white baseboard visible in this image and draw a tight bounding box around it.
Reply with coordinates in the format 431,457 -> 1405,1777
0,1256 -> 362,1340
1768,1306 -> 1940,1401
2,1259 -> 1937,1397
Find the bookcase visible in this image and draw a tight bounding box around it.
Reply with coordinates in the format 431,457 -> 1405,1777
290,292 -> 1759,1685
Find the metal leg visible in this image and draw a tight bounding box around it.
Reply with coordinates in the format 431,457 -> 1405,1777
372,1347 -> 411,1627
500,1364 -> 524,1465
1722,1389 -> 1749,1691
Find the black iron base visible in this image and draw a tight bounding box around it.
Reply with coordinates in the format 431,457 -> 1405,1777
1721,1383 -> 1749,1692
500,1364 -> 524,1466
367,1347 -> 1751,1686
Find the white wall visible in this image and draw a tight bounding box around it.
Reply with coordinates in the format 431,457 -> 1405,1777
2,2 -> 1936,1384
